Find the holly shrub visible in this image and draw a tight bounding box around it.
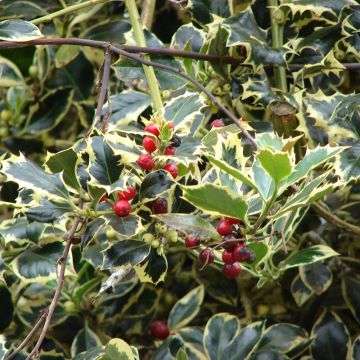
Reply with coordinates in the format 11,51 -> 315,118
0,0 -> 360,359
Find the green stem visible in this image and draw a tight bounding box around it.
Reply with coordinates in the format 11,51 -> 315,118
251,186 -> 278,233
31,0 -> 110,25
267,0 -> 287,92
125,0 -> 163,113
140,0 -> 157,30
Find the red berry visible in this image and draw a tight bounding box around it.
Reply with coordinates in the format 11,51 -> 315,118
117,186 -> 136,201
114,200 -> 131,217
143,136 -> 157,153
137,154 -> 155,170
185,235 -> 200,248
164,145 -> 176,155
223,262 -> 241,278
153,198 -> 168,214
225,217 -> 241,225
211,119 -> 224,128
222,249 -> 235,264
223,235 -> 238,251
145,123 -> 160,136
233,245 -> 250,262
168,122 -> 174,129
149,320 -> 170,339
163,163 -> 178,178
216,219 -> 233,236
99,193 -> 107,203
199,249 -> 214,265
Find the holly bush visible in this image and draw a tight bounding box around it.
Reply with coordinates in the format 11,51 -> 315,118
0,0 -> 360,359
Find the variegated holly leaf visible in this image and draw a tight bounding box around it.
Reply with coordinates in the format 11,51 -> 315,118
163,91 -> 207,135
283,145 -> 344,189
71,323 -> 102,358
45,147 -> 81,191
223,9 -> 287,66
291,274 -> 314,307
292,51 -> 345,87
103,90 -> 151,126
103,338 -> 134,360
106,133 -> 143,165
0,19 -> 43,41
299,262 -> 333,295
168,285 -> 205,330
135,249 -> 167,285
171,24 -> 206,52
12,242 -> 72,283
342,277 -> 360,324
1,153 -> 71,202
279,245 -> 339,271
181,184 -> 248,222
139,170 -> 174,201
1,1 -> 47,21
310,311 -> 351,360
339,5 -> 360,57
185,0 -> 231,24
156,214 -> 220,240
102,240 -> 150,269
203,313 -> 240,360
0,56 -> 25,87
107,214 -> 143,238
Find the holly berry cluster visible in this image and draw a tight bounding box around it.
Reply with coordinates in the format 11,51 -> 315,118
185,217 -> 256,279
137,122 -> 181,179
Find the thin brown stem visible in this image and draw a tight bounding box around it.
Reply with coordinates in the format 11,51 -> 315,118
0,37 -> 359,70
5,311 -> 47,360
86,48 -> 112,136
10,201 -> 84,360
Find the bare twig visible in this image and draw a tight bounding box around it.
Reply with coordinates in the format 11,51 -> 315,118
6,202 -> 84,360
86,48 -> 112,136
5,311 -> 48,360
1,37 -> 360,70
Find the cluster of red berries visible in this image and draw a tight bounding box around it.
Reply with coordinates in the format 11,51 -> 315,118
184,217 -> 256,278
137,122 -> 180,179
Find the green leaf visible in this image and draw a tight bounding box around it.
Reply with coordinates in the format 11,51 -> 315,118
0,282 -> 13,332
223,321 -> 265,359
139,170 -> 174,201
1,1 -> 47,20
168,285 -> 205,330
291,274 -> 314,307
181,184 -> 248,222
73,346 -> 104,360
81,218 -> 106,250
55,45 -> 80,68
257,324 -> 309,354
0,56 -> 24,87
185,0 -> 230,23
207,154 -> 258,191
342,277 -> 360,324
135,249 -> 167,285
1,153 -> 70,201
45,147 -> 81,190
105,338 -> 134,360
310,311 -> 351,360
104,91 -> 151,126
0,19 -> 43,41
71,323 -> 102,358
156,214 -> 220,240
163,91 -> 207,135
256,133 -> 285,151
299,262 -> 333,295
13,242 -> 69,283
279,245 -> 339,271
102,240 -> 150,269
257,149 -> 293,186
252,160 -> 275,201
203,313 -> 240,360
